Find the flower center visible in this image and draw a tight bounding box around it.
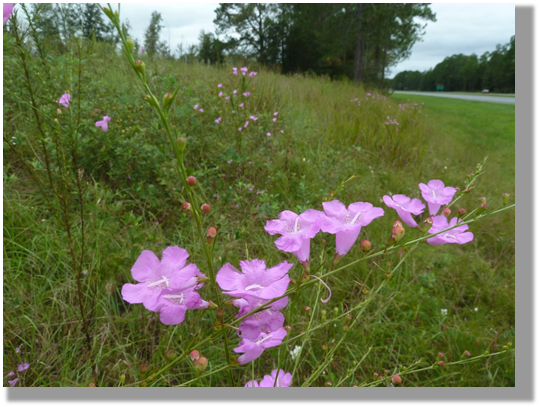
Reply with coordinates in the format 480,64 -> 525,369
431,190 -> 439,198
442,233 -> 457,241
147,276 -> 170,288
245,284 -> 264,291
162,293 -> 185,304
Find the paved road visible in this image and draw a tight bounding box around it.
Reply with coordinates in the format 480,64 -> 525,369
393,91 -> 515,105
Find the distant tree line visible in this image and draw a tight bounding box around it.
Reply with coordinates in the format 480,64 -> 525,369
391,36 -> 515,93
201,3 -> 436,86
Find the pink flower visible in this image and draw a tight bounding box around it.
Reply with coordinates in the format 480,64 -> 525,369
121,246 -> 201,312
193,104 -> 199,110
240,67 -> 249,73
234,327 -> 287,364
57,93 -> 71,108
280,130 -> 284,133
272,118 -> 277,122
273,112 -> 278,116
419,180 -> 456,216
95,116 -> 111,132
426,216 -> 474,245
153,279 -> 209,325
232,295 -> 289,318
17,363 -> 30,372
218,91 -> 223,97
239,103 -> 244,108
250,115 -> 258,121
266,132 -> 271,137
232,67 -> 238,75
233,90 -> 237,94
259,369 -> 292,387
199,108 -> 204,112
7,371 -> 14,377
226,96 -> 230,100
249,71 -> 257,77
244,121 -> 249,128
320,200 -> 384,256
243,92 -> 251,97
8,378 -> 18,387
244,380 -> 260,387
383,194 -> 425,228
216,259 -> 291,300
264,209 -> 323,262
239,310 -> 285,340
217,83 -> 223,88
4,3 -> 13,24
238,127 -> 242,131
215,117 -> 222,124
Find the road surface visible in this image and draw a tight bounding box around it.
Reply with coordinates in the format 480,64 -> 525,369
393,91 -> 515,105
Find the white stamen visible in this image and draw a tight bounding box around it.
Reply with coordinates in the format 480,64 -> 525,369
350,211 -> 362,225
162,293 -> 185,304
148,276 -> 170,288
245,284 -> 264,291
294,216 -> 301,233
256,333 -> 273,346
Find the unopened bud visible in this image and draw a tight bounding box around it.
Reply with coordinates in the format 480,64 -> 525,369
321,344 -> 328,352
478,197 -> 487,204
454,186 -> 460,192
320,309 -> 327,323
207,300 -> 218,310
139,363 -> 149,376
120,374 -> 125,386
304,306 -> 311,315
441,208 -> 451,217
502,193 -> 510,206
458,208 -> 466,216
194,356 -> 208,373
177,136 -> 186,152
438,361 -> 445,367
464,188 -> 471,193
187,176 -> 197,186
102,7 -> 114,20
57,108 -> 62,114
181,202 -> 191,213
373,372 -> 379,379
391,375 -> 402,385
126,38 -> 134,53
135,60 -> 146,75
333,307 -> 339,318
206,227 -> 217,244
300,260 -> 310,271
163,92 -> 174,111
326,381 -> 332,386
190,350 -> 200,362
201,203 -> 211,213
144,94 -> 159,108
480,202 -> 488,210
89,382 -> 96,387
461,350 -> 471,359
391,223 -> 405,243
437,352 -> 445,360
166,349 -> 177,361
360,240 -> 372,252
197,275 -> 210,284
284,325 -> 291,332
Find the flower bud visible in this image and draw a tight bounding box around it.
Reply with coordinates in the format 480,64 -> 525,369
186,176 -> 197,186
207,300 -> 218,310
320,309 -> 327,323
304,306 -> 311,315
464,188 -> 471,194
201,203 -> 211,213
321,344 -> 328,352
437,352 -> 445,360
284,325 -> 291,332
478,197 -> 487,204
126,38 -> 135,54
166,349 -> 177,361
461,350 -> 471,359
135,60 -> 146,75
206,227 -> 217,244
57,108 -> 62,114
373,372 -> 379,380
458,208 -> 466,216
163,92 -> 173,111
177,136 -> 186,152
326,381 -> 332,387
502,193 -> 510,206
190,350 -> 200,362
454,186 -> 460,192
441,208 -> 451,217
360,240 -> 372,252
120,374 -> 125,386
181,202 -> 191,213
139,363 -> 149,376
144,94 -> 159,108
333,307 -> 339,318
437,361 -> 445,367
391,223 -> 405,243
391,375 -> 402,385
194,356 -> 208,374
89,382 -> 96,387
102,7 -> 114,20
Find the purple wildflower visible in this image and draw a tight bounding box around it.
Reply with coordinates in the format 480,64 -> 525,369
218,91 -> 223,97
243,92 -> 251,97
249,71 -> 257,77
233,90 -> 237,94
57,93 -> 71,108
227,160 -> 233,164
383,194 -> 425,228
8,378 -> 18,387
244,380 -> 260,387
7,372 -> 14,377
152,279 -> 209,325
217,83 -> 222,88
234,327 -> 287,364
274,112 -> 278,116
250,115 -> 258,121
4,3 -> 13,24
199,108 -> 204,112
232,67 -> 238,75
419,180 -> 457,216
320,200 -> 384,256
264,209 -> 323,263
121,246 -> 200,312
239,310 -> 285,340
259,369 -> 292,387
239,103 -> 244,108
272,118 -> 277,122
95,116 -> 111,132
216,259 -> 291,300
244,121 -> 249,128
193,104 -> 199,110
215,117 -> 222,124
17,363 -> 29,372
266,132 -> 271,137
226,96 -> 230,100
426,216 -> 474,245
231,295 -> 289,318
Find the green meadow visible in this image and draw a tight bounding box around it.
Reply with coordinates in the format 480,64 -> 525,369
3,38 -> 515,387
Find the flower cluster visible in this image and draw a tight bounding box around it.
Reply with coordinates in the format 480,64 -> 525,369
216,259 -> 292,364
121,246 -> 209,325
383,179 -> 473,245
265,200 -> 384,265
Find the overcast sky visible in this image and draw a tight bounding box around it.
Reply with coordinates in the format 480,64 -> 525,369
116,2 -> 515,78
